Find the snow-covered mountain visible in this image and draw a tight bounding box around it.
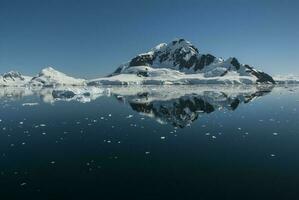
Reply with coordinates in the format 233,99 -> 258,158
30,67 -> 86,86
2,39 -> 296,86
274,75 -> 299,84
0,67 -> 86,87
0,71 -> 32,87
89,38 -> 275,85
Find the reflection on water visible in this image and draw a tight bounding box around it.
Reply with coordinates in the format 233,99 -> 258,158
112,86 -> 273,127
0,85 -> 273,127
1,85 -> 299,199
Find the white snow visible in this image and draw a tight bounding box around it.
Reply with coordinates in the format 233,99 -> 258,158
88,66 -> 257,85
30,67 -> 86,86
22,103 -> 39,106
0,67 -> 85,87
0,71 -> 32,87
273,75 -> 299,84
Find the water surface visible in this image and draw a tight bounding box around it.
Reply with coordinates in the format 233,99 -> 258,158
0,85 -> 299,199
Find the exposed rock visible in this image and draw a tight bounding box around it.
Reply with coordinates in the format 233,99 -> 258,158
110,38 -> 275,84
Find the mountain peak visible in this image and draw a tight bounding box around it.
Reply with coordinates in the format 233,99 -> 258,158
42,66 -> 55,71
109,38 -> 275,84
2,71 -> 24,80
40,66 -> 60,75
30,67 -> 86,86
166,38 -> 199,53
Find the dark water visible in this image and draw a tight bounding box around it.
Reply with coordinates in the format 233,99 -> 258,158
0,85 -> 299,199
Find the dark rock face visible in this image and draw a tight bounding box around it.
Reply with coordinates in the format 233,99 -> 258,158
3,71 -> 25,81
254,71 -> 275,84
129,54 -> 154,67
194,54 -> 216,71
112,66 -> 123,75
230,57 -> 241,70
127,39 -> 204,70
244,65 -> 275,84
136,71 -> 149,77
124,38 -> 216,72
113,38 -> 275,84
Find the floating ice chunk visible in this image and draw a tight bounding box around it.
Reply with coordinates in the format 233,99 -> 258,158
40,124 -> 46,127
160,136 -> 166,140
19,122 -> 24,125
42,132 -> 46,135
270,154 -> 276,157
22,103 -> 39,106
20,182 -> 27,186
212,136 -> 216,139
50,161 -> 55,164
145,151 -> 150,154
272,132 -> 279,136
126,115 -> 133,118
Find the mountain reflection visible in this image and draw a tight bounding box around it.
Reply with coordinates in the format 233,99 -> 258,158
112,86 -> 273,128
0,85 -> 273,127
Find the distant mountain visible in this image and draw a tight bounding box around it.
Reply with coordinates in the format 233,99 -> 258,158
0,67 -> 86,87
30,67 -> 86,86
103,38 -> 274,85
0,71 -> 32,86
274,75 -> 299,84
2,39 -> 298,86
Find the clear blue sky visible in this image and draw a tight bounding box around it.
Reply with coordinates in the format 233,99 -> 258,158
0,0 -> 298,78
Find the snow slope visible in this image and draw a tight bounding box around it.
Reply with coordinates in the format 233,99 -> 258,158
0,71 -> 32,87
88,66 -> 257,85
30,67 -> 86,86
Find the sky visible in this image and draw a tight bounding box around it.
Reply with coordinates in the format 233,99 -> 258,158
0,0 -> 298,78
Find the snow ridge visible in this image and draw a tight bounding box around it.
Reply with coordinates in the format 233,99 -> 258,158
30,67 -> 86,86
